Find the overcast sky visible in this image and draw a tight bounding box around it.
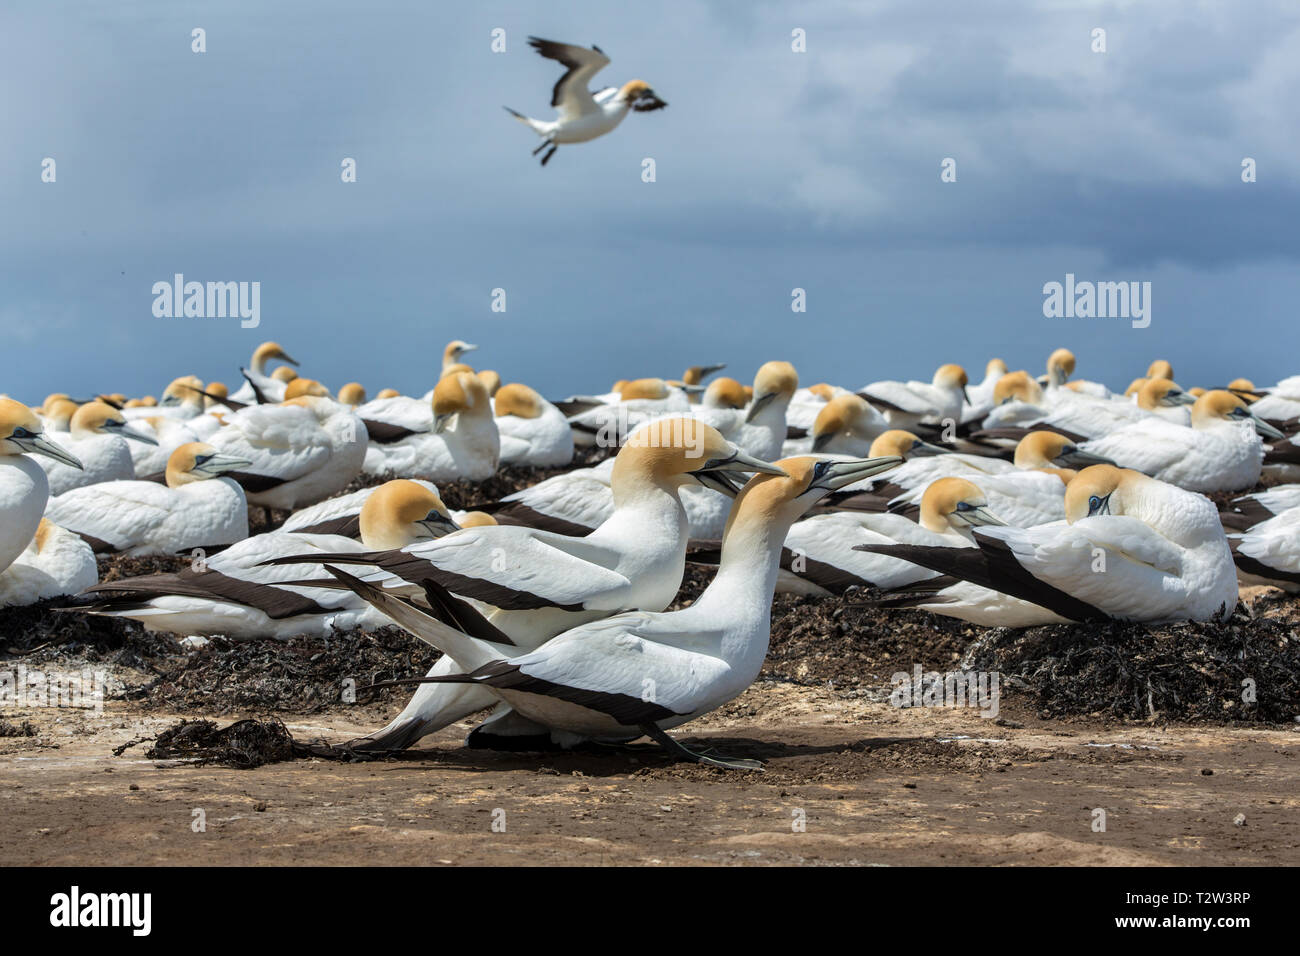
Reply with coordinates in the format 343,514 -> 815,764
4,0 -> 1299,403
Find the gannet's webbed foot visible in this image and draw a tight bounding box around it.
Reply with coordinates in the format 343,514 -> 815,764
532,138 -> 552,156
540,145 -> 558,166
639,724 -> 764,772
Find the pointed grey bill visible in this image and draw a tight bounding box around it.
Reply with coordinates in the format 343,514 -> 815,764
744,392 -> 777,423
814,455 -> 905,491
195,453 -> 253,477
23,433 -> 84,470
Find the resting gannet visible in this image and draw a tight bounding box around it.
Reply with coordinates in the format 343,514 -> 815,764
38,401 -> 157,495
506,38 -> 667,167
66,480 -> 460,638
699,377 -> 749,410
786,382 -> 847,433
207,390 -> 367,511
45,442 -> 249,556
268,418 -> 784,752
229,341 -> 300,404
567,378 -> 696,448
336,454 -> 902,768
805,393 -> 892,456
0,519 -> 97,607
859,364 -> 970,431
1227,506 -> 1300,592
1220,483 -> 1300,531
1081,390 -> 1282,492
38,397 -> 77,433
0,400 -> 83,574
688,361 -> 799,462
860,465 -> 1238,626
494,383 -> 574,467
362,370 -> 500,481
1245,376 -> 1300,424
337,382 -> 367,407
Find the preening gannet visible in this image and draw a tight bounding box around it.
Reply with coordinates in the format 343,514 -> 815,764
67,480 -> 461,638
493,383 -> 574,467
0,399 -> 82,574
334,454 -> 902,768
506,38 -> 667,167
45,442 -> 250,556
1081,390 -> 1282,492
0,519 -> 97,607
859,465 -> 1239,626
268,418 -> 785,752
229,341 -> 299,404
37,401 -> 157,495
805,394 -> 891,456
859,364 -> 970,431
362,370 -> 500,481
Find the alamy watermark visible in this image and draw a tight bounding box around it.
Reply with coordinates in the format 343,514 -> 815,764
152,274 -> 260,328
1043,273 -> 1150,329
0,665 -> 110,715
889,664 -> 1000,718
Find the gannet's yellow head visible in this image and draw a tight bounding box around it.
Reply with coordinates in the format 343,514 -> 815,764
271,366 -> 299,384
867,429 -> 945,460
609,379 -> 630,394
746,361 -> 798,422
1013,429 -> 1113,477
619,79 -> 668,111
432,370 -> 491,432
441,362 -> 476,379
164,442 -> 251,488
1124,377 -> 1148,397
702,377 -> 749,410
43,398 -> 79,431
984,358 -> 1009,380
618,377 -> 672,401
1065,464 -> 1136,522
375,388 -> 400,400
1192,389 -> 1284,438
337,382 -> 367,406
811,394 -> 882,450
160,375 -> 204,408
477,370 -> 502,396
493,383 -> 545,419
359,479 -> 459,548
1188,386 -> 1207,398
204,382 -> 229,409
613,417 -> 785,501
252,341 -> 298,374
443,340 -> 478,370
1047,348 -> 1076,386
1136,377 -> 1193,411
723,454 -> 904,538
918,477 -> 1006,534
70,401 -> 157,447
458,511 -> 498,529
933,364 -> 969,389
1146,359 -> 1174,381
993,370 -> 1043,406
282,378 -> 330,400
1228,378 -> 1256,393
0,399 -> 82,468
808,383 -> 836,402
42,393 -> 71,415
682,363 -> 726,387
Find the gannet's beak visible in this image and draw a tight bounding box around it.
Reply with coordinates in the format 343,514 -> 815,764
1245,412 -> 1285,440
958,505 -> 1008,527
419,511 -> 461,538
744,392 -> 777,423
962,385 -> 972,405
22,433 -> 83,469
102,418 -> 159,446
1055,445 -> 1115,468
281,352 -> 300,367
908,439 -> 950,458
694,445 -> 787,478
693,470 -> 743,498
1164,388 -> 1196,407
195,453 -> 252,477
459,344 -> 479,355
699,364 -> 726,376
812,456 -> 904,492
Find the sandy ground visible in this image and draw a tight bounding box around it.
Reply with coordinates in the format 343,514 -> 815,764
3,682 -> 1297,866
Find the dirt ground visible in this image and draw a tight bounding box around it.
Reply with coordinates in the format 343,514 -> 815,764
2,681 -> 1297,866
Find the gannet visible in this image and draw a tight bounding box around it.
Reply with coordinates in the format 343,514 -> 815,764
38,401 -> 157,495
229,341 -> 299,404
859,364 -> 970,431
1226,506 -> 1300,592
1245,376 -> 1300,424
477,370 -> 502,397
45,442 -> 250,556
699,377 -> 748,410
682,364 -> 726,402
204,390 -> 367,512
1081,390 -> 1282,492
688,361 -> 799,462
860,465 -> 1239,626
338,382 -> 367,407
441,340 -> 478,371
786,382 -> 848,433
506,37 -> 667,167
982,376 -> 1178,440
362,370 -> 500,481
1043,348 -> 1110,399
567,378 -> 696,448
494,383 -> 574,467
66,480 -> 460,638
38,397 -> 78,433
0,519 -> 97,607
268,418 -> 784,751
965,358 -> 1010,415
1220,483 -> 1300,531
0,400 -> 82,574
805,393 -> 891,455
335,454 -> 901,768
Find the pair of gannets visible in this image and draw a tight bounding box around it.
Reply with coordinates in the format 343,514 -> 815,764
46,443 -> 250,556
506,38 -> 667,167
862,465 -> 1238,626
37,401 -> 157,495
859,364 -> 970,431
269,418 -> 793,752
361,370 -> 500,481
1079,390 -> 1282,492
69,480 -> 464,638
0,400 -> 83,575
325,452 -> 902,767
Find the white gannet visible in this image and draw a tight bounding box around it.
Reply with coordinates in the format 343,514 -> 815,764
804,393 -> 892,456
269,418 -> 785,752
860,465 -> 1239,626
37,397 -> 77,433
699,377 -> 749,411
506,37 -> 667,167
332,454 -> 901,768
229,341 -> 300,404
567,378 -> 697,448
859,364 -> 970,431
0,400 -> 83,574
786,382 -> 846,433
279,478 -> 484,536
44,442 -> 249,557
207,386 -> 368,511
0,519 -> 97,607
362,370 -> 500,481
1237,374 -> 1300,424
1220,483 -> 1300,531
982,375 -> 1186,440
1081,390 -> 1282,493
37,401 -> 157,495
66,480 -> 461,638
494,383 -> 574,467
685,360 -> 799,462
1227,506 -> 1300,592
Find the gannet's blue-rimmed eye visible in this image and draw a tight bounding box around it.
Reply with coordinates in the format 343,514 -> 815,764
11,427 -> 32,439
955,501 -> 975,512
812,460 -> 831,482
194,454 -> 212,466
1088,494 -> 1105,515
